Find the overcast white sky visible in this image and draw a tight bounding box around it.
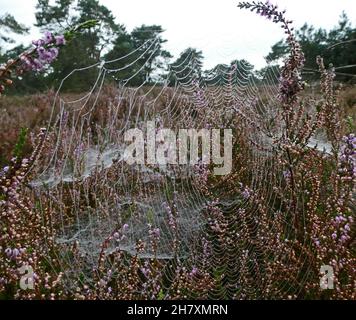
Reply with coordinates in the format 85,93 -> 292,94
0,0 -> 355,69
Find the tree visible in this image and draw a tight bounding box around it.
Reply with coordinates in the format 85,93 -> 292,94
266,12 -> 356,82
168,48 -> 204,86
204,63 -> 229,86
0,16 -> 32,93
35,0 -> 75,31
265,40 -> 288,64
0,14 -> 29,48
35,0 -> 123,91
106,24 -> 172,86
325,12 -> 356,82
0,14 -> 29,62
76,0 -> 122,59
255,64 -> 280,84
205,59 -> 255,86
104,30 -> 136,83
129,25 -> 171,85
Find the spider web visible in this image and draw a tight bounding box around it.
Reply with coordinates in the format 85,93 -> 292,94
30,35 -> 332,297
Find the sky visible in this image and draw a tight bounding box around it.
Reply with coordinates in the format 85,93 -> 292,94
0,0 -> 355,69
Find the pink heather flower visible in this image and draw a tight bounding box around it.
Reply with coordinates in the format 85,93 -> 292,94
332,232 -> 337,240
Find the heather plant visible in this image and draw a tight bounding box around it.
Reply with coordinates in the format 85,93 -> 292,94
0,20 -> 98,95
0,1 -> 355,300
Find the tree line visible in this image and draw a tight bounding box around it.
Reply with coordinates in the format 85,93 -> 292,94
0,0 -> 355,94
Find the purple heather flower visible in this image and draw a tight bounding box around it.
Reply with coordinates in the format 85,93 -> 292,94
12,248 -> 20,258
25,32 -> 65,72
33,58 -> 44,71
37,47 -> 48,60
242,188 -> 251,200
43,31 -> 53,45
32,39 -> 45,47
153,228 -> 160,237
141,267 -> 149,277
55,35 -> 66,46
5,248 -> 12,258
339,134 -> 356,180
283,170 -> 291,180
74,142 -> 84,158
21,57 -> 33,70
122,224 -> 129,232
149,227 -> 160,239
48,47 -> 59,59
189,266 -> 199,277
98,279 -> 106,287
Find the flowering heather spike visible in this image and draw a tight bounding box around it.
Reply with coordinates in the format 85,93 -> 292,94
238,1 -> 305,106
0,20 -> 96,95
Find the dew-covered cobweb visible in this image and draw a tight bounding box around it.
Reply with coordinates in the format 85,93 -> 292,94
30,34 -> 332,295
